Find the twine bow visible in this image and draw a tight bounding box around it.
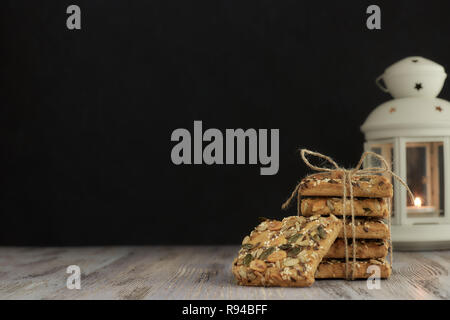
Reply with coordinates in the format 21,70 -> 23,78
282,149 -> 414,280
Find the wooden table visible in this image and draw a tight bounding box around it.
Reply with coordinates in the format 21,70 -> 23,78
0,246 -> 449,299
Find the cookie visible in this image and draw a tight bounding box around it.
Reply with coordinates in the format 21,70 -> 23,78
338,218 -> 389,239
232,215 -> 343,287
299,173 -> 393,198
316,258 -> 391,279
301,197 -> 389,218
325,239 -> 388,259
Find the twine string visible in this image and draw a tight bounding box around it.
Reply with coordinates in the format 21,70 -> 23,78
342,170 -> 350,279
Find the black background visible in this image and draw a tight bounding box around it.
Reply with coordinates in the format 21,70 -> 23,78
2,0 -> 450,245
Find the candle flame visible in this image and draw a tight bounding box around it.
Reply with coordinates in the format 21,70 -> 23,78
414,197 -> 422,208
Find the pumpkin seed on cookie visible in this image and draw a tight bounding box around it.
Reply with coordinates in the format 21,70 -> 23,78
279,243 -> 292,250
243,253 -> 253,266
287,233 -> 302,243
317,225 -> 327,239
259,247 -> 275,260
287,246 -> 301,257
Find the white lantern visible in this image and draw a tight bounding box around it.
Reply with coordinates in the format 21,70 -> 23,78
361,56 -> 450,250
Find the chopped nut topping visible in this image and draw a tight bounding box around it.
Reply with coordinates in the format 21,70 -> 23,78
249,259 -> 267,272
267,250 -> 287,262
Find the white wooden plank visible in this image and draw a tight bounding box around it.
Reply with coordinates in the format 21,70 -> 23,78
0,246 -> 449,300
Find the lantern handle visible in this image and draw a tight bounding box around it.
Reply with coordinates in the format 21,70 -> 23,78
375,74 -> 389,93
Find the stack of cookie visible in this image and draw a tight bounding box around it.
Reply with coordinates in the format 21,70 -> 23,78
298,172 -> 393,279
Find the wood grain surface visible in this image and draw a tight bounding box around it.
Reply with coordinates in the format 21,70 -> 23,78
0,246 -> 449,299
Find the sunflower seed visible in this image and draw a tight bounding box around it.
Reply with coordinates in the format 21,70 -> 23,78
284,258 -> 299,267
297,239 -> 309,246
256,223 -> 268,231
283,229 -> 296,238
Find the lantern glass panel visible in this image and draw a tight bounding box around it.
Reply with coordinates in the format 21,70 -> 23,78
368,144 -> 394,169
406,141 -> 445,218
367,143 -> 394,216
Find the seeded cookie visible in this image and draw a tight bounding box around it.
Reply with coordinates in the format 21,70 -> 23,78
232,215 -> 342,287
299,172 -> 393,198
301,197 -> 389,218
316,258 -> 391,279
325,239 -> 388,259
338,218 -> 390,239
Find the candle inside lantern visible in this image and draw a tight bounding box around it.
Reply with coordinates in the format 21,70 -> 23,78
414,197 -> 422,207
407,196 -> 437,217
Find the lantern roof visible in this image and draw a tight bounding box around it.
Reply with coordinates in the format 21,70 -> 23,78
384,56 -> 445,76
361,97 -> 450,140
